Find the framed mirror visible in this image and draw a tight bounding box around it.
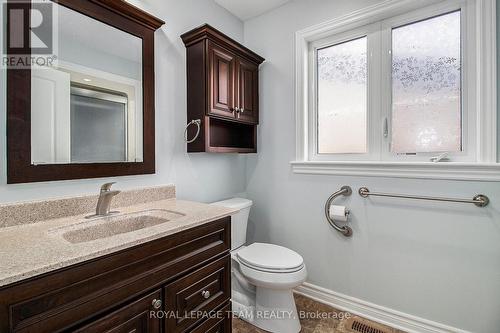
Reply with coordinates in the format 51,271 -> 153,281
6,0 -> 164,184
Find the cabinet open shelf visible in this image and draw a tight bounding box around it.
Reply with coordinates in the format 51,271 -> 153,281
207,117 -> 256,153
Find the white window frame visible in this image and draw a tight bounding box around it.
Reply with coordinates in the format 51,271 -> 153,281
309,24 -> 380,161
292,0 -> 499,181
380,4 -> 475,163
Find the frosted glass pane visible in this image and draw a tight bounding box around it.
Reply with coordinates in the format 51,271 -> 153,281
317,37 -> 367,154
71,95 -> 127,163
392,11 -> 461,153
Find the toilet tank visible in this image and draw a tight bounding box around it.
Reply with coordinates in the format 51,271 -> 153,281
211,198 -> 253,251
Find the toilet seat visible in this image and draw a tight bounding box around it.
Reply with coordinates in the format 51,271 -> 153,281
236,243 -> 304,273
235,251 -> 307,290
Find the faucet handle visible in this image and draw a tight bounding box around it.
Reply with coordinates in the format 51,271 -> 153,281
100,182 -> 116,193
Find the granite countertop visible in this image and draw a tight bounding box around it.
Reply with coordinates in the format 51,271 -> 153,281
0,198 -> 237,287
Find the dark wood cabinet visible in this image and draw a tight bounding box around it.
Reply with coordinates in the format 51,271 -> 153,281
164,256 -> 230,332
182,24 -> 264,153
209,43 -> 236,119
72,290 -> 162,333
236,58 -> 259,124
0,218 -> 232,333
191,303 -> 232,333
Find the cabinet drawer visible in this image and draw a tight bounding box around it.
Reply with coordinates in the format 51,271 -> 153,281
164,255 -> 230,332
72,290 -> 162,333
191,303 -> 231,333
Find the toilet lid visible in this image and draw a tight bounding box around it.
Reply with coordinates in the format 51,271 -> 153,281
236,243 -> 304,272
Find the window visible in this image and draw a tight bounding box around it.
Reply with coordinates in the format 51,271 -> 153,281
391,11 -> 462,155
317,37 -> 368,154
294,0 -> 498,180
311,6 -> 471,162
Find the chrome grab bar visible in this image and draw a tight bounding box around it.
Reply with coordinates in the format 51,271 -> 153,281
358,187 -> 489,208
325,186 -> 352,237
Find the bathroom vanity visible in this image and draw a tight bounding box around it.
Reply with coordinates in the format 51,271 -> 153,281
0,186 -> 235,333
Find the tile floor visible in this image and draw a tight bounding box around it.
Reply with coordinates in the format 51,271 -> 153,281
232,293 -> 405,333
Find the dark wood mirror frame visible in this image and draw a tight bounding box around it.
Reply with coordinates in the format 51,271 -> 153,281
6,0 -> 164,184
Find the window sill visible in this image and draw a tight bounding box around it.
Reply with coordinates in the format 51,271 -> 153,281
290,161 -> 500,181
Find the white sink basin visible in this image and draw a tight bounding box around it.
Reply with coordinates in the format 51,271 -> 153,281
60,209 -> 185,244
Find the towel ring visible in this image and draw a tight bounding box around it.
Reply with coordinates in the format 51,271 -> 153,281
184,119 -> 201,143
325,186 -> 352,237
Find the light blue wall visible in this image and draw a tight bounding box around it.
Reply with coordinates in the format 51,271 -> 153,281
243,1 -> 500,332
497,4 -> 499,161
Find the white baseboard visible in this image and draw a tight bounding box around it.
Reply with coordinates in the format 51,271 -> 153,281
294,282 -> 471,333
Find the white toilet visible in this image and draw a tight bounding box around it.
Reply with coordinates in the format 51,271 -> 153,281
211,198 -> 307,333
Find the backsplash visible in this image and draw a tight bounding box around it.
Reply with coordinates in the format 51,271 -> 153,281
0,185 -> 175,228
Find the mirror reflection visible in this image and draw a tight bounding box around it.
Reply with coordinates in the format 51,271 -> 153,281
31,3 -> 143,165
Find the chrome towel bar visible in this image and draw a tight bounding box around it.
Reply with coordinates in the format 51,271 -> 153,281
358,187 -> 489,207
325,186 -> 352,237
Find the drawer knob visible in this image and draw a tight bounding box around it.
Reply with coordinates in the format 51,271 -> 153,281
152,299 -> 162,309
201,290 -> 211,299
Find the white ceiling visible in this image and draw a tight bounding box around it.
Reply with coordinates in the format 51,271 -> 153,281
214,0 -> 291,21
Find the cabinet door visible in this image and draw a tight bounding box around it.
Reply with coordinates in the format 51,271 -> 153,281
164,255 -> 231,333
72,290 -> 161,333
209,43 -> 235,119
191,303 -> 231,333
236,58 -> 259,123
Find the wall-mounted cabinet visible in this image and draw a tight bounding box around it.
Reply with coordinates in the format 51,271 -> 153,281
181,24 -> 264,153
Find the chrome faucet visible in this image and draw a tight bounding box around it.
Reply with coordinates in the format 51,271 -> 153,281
94,182 -> 121,217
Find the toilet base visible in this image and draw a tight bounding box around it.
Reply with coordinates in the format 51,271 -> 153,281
233,288 -> 301,333
230,245 -> 306,333
254,287 -> 301,333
